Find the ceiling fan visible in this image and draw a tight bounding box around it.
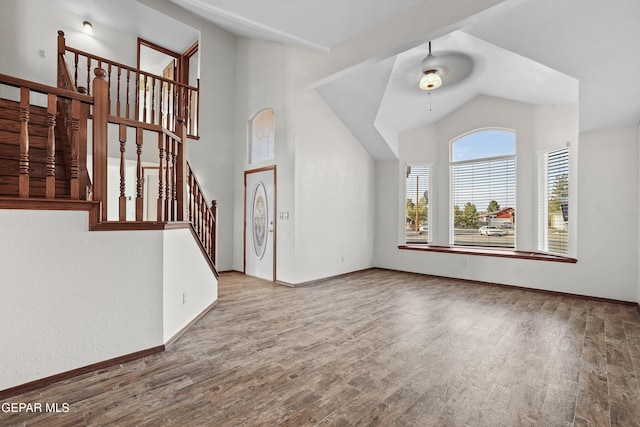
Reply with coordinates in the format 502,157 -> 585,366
418,40 -> 474,93
419,41 -> 449,91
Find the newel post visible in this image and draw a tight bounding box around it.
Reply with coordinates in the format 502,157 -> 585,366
57,30 -> 65,56
92,68 -> 109,222
57,31 -> 65,88
176,117 -> 188,221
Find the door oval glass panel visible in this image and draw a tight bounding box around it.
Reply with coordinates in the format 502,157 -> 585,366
252,181 -> 268,259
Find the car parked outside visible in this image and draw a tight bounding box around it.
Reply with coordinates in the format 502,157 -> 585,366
419,223 -> 429,234
479,226 -> 505,236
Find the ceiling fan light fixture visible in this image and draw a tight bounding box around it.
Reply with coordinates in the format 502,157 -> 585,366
419,71 -> 442,91
419,41 -> 444,91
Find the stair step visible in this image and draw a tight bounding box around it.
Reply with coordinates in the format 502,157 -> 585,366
0,130 -> 62,150
0,99 -> 49,125
0,117 -> 50,139
0,154 -> 68,179
0,175 -> 71,198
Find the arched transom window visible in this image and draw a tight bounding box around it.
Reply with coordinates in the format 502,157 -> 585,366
250,109 -> 275,164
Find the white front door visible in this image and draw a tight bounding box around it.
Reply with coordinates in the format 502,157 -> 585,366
245,167 -> 276,281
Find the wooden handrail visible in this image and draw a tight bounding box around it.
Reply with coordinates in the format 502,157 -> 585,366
0,74 -> 92,103
65,46 -> 198,92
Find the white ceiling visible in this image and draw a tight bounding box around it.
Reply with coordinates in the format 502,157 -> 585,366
167,0 -> 425,52
53,0 -> 640,161
51,0 -> 199,53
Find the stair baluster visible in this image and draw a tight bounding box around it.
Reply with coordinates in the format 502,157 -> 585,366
19,87 -> 30,198
135,128 -> 143,222
118,123 -> 127,221
126,69 -> 131,120
45,93 -> 57,199
69,99 -> 81,200
157,132 -> 165,222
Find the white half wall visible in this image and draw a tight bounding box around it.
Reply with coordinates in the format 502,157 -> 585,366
163,228 -> 218,342
0,209 -> 218,391
0,210 -> 164,391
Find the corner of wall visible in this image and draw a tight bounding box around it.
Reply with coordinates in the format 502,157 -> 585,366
637,125 -> 640,304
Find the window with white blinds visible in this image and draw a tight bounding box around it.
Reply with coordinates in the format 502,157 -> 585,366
405,164 -> 430,244
539,147 -> 569,254
451,130 -> 516,248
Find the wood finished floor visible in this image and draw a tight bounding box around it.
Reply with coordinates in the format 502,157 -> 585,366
2,269 -> 640,426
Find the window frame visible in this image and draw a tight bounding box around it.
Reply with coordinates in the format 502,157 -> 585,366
538,146 -> 570,255
404,163 -> 432,245
449,129 -> 516,249
248,108 -> 275,165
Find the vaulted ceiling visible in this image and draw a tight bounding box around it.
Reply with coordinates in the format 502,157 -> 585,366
55,0 -> 640,160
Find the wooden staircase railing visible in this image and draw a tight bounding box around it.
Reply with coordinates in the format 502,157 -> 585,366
1,34 -> 216,274
92,68 -> 217,273
57,42 -> 91,198
188,162 -> 218,267
58,31 -> 199,139
0,74 -> 92,199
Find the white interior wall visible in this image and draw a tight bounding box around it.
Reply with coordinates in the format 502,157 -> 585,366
137,0 -> 238,272
234,38 -> 376,284
163,228 -> 218,342
376,95 -> 638,302
185,25 -> 236,273
293,89 -> 375,283
1,0 -> 138,87
0,1 -> 19,79
233,38 -> 297,283
0,210 -> 164,390
576,127 -> 638,300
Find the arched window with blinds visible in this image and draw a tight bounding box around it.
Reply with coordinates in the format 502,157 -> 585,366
450,130 -> 516,249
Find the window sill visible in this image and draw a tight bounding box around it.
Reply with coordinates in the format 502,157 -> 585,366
398,245 -> 577,263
